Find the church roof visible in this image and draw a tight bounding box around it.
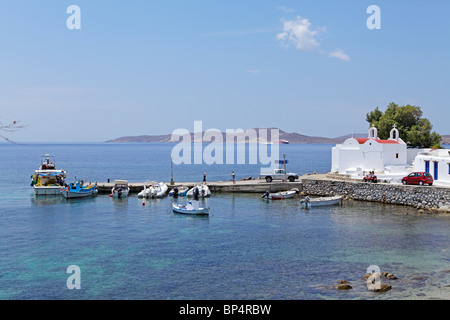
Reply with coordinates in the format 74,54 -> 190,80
355,138 -> 400,145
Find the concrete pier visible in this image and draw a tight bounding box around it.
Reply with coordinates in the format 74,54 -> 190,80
95,179 -> 303,194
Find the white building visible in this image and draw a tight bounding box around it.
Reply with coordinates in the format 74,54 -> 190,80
331,125 -> 408,175
413,149 -> 450,186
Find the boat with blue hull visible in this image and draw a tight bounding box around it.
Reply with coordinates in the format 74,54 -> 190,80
61,180 -> 98,199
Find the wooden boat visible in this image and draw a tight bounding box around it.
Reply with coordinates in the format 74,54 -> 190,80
300,196 -> 343,208
61,180 -> 98,199
111,180 -> 130,198
262,190 -> 297,200
172,202 -> 210,215
31,154 -> 67,196
187,184 -> 211,198
169,186 -> 189,197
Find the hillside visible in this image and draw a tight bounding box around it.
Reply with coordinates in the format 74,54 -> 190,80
106,129 -> 368,144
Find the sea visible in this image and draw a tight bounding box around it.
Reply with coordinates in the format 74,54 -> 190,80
0,142 -> 449,300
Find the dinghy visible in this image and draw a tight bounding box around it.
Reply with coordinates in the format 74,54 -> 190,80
300,196 -> 343,208
138,182 -> 168,198
172,202 -> 210,215
187,184 -> 211,198
262,189 -> 297,200
169,186 -> 189,197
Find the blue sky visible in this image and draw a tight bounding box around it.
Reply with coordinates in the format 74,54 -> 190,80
1,0 -> 449,142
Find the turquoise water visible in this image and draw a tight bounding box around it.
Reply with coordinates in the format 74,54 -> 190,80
0,143 -> 449,300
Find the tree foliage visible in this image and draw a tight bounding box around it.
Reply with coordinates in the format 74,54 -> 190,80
366,103 -> 441,148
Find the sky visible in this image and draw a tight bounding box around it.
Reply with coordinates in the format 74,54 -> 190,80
0,0 -> 449,143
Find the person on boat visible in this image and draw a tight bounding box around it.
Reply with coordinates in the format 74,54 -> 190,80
203,172 -> 206,183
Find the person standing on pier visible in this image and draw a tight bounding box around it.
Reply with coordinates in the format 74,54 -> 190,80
231,171 -> 235,184
203,172 -> 206,183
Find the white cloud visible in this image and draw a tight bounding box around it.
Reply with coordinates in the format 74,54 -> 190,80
277,16 -> 350,62
277,6 -> 295,13
276,16 -> 321,52
328,49 -> 351,62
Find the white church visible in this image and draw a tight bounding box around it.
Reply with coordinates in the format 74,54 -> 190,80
331,125 -> 408,176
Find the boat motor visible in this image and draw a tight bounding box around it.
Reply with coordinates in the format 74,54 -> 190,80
193,186 -> 199,199
173,187 -> 179,197
262,190 -> 270,199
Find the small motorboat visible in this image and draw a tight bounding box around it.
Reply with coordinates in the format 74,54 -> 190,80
172,202 -> 210,215
187,184 -> 211,198
61,180 -> 98,199
262,189 -> 297,200
169,186 -> 189,197
300,196 -> 343,208
31,154 -> 67,196
111,180 -> 130,198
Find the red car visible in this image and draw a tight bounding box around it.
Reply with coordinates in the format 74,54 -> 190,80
401,172 -> 433,186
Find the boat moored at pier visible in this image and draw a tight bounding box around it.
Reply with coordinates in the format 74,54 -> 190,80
31,154 -> 67,196
61,180 -> 98,199
111,180 -> 130,198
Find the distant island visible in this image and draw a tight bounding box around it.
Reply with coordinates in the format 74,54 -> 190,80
106,128 -> 369,144
106,129 -> 450,145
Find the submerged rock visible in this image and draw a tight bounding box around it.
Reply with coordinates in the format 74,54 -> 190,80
368,283 -> 392,293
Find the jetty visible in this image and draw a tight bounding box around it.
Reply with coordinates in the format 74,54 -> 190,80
95,179 -> 303,194
93,173 -> 450,212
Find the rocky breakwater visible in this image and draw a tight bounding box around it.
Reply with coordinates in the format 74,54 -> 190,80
301,175 -> 450,212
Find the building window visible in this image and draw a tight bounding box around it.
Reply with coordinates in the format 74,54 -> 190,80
396,153 -> 399,159
448,163 -> 450,175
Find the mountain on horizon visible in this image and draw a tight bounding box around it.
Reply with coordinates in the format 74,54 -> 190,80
105,128 -> 369,144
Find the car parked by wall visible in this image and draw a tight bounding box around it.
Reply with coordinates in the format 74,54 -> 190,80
401,172 -> 433,186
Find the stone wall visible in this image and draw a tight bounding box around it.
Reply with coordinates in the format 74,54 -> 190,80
302,178 -> 450,211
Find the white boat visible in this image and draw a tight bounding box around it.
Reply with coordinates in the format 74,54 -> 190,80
111,180 -> 130,198
300,196 -> 343,208
139,182 -> 168,198
137,182 -> 150,198
61,180 -> 98,199
172,202 -> 210,215
31,154 -> 67,196
262,190 -> 297,200
186,184 -> 211,198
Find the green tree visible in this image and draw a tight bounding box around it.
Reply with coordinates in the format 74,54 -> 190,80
365,103 -> 441,148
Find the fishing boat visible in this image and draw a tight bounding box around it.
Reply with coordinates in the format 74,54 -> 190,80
262,190 -> 297,200
172,202 -> 210,215
31,154 -> 67,196
169,186 -> 189,197
61,180 -> 98,199
186,184 -> 211,198
111,180 -> 130,198
300,196 -> 343,208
